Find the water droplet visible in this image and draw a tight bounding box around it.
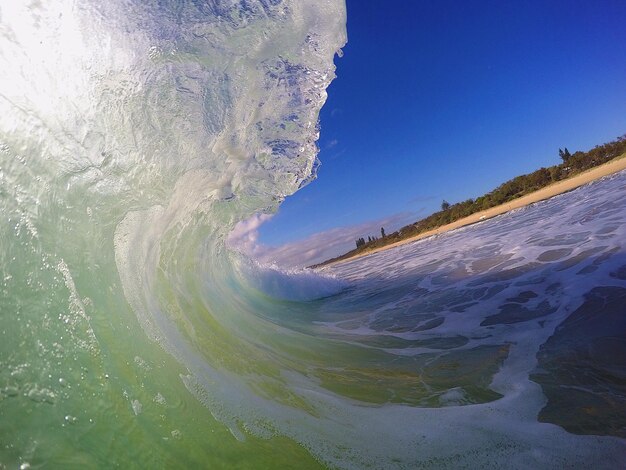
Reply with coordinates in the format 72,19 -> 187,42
153,393 -> 167,405
131,399 -> 142,415
27,387 -> 56,404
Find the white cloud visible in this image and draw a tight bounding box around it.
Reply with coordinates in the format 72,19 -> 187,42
226,213 -> 273,256
229,212 -> 416,269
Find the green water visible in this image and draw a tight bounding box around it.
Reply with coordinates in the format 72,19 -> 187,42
0,219 -> 321,468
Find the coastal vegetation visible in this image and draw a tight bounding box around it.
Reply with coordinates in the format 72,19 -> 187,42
315,134 -> 626,267
355,227 -> 386,249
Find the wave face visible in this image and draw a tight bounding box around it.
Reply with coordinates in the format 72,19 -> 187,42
1,1 -> 625,468
0,1 -> 348,467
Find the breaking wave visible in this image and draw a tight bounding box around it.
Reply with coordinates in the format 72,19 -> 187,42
1,1 -> 625,468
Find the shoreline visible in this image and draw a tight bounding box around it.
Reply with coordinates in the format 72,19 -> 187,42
322,154 -> 626,268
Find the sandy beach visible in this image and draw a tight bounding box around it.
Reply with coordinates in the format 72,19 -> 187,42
326,154 -> 626,267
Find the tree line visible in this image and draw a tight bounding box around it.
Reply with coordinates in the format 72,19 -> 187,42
314,134 -> 626,267
355,227 -> 386,249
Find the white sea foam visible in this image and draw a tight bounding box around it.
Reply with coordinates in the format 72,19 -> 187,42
234,258 -> 348,301
165,172 -> 626,469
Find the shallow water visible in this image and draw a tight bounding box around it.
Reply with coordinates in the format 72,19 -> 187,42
1,1 -> 625,468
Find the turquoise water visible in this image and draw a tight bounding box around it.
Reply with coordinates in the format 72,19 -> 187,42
1,1 -> 625,468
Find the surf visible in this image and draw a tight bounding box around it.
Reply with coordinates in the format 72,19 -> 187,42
1,1 -> 625,468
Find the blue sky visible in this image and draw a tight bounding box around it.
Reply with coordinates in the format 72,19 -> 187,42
254,0 -> 626,266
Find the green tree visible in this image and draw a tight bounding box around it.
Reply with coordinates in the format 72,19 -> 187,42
559,147 -> 572,163
381,227 -> 386,238
441,200 -> 450,211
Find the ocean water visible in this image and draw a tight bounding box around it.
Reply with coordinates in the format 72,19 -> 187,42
1,1 -> 625,469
